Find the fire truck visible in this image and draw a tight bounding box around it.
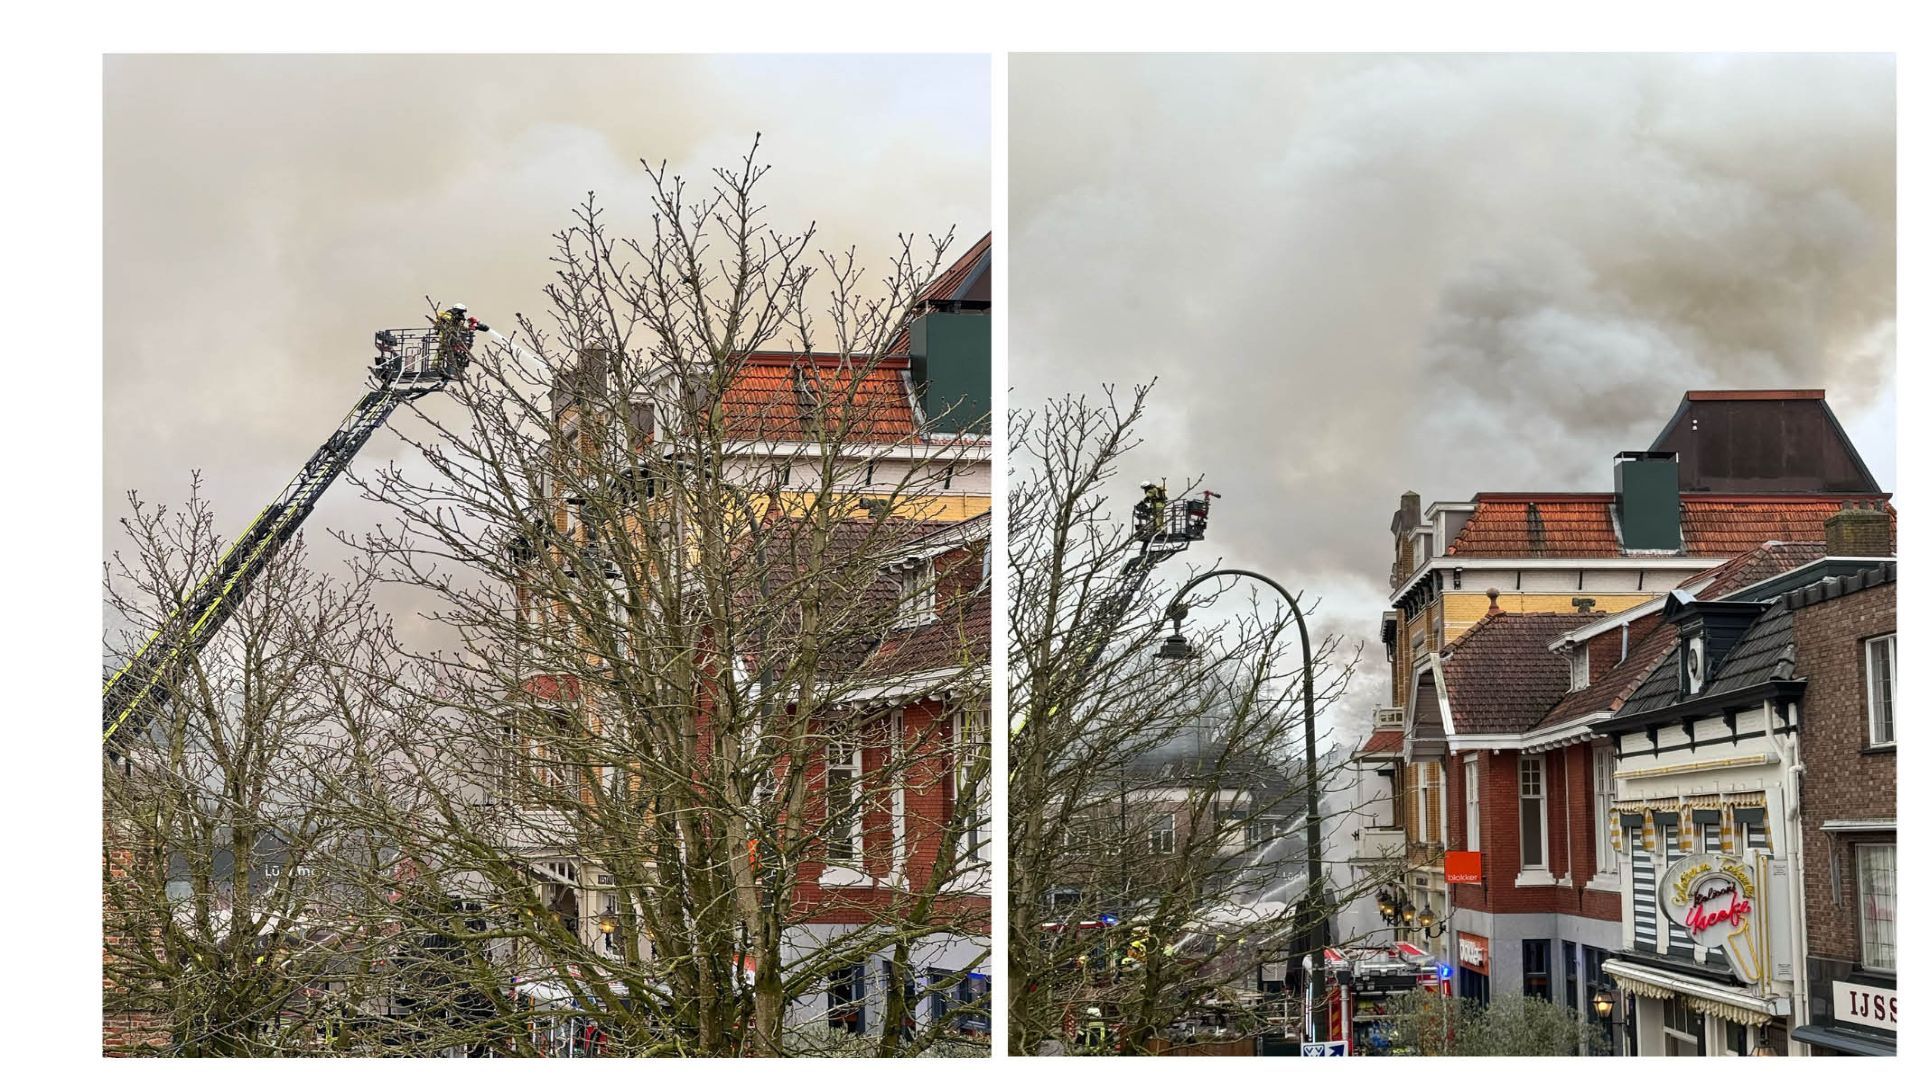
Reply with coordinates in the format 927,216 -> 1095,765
1322,942 -> 1450,1054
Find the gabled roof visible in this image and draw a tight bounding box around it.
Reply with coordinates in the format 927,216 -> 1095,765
916,232 -> 991,311
1439,611 -> 1599,734
1444,494 -> 1894,559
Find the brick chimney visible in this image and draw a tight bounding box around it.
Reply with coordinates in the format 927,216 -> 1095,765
1824,500 -> 1892,557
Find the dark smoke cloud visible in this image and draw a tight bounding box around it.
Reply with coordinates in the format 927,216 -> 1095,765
1010,53 -> 1894,746
104,54 -> 987,649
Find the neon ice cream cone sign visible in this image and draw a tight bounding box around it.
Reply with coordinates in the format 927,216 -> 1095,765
1660,854 -> 1765,984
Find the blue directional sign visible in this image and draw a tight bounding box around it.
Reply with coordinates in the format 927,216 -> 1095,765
1301,1040 -> 1349,1057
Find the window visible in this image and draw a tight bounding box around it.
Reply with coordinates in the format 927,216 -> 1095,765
1583,946 -> 1617,1054
951,709 -> 986,865
1218,807 -> 1249,852
1521,939 -> 1551,1000
1563,941 -> 1579,1010
1149,813 -> 1177,855
824,740 -> 863,866
827,964 -> 866,1035
1464,758 -> 1481,851
1417,762 -> 1440,845
1570,645 -> 1590,690
1721,1019 -> 1748,1057
1857,843 -> 1896,971
897,559 -> 936,628
1519,756 -> 1547,869
1662,997 -> 1704,1057
1593,747 -> 1617,875
1865,635 -> 1896,747
929,969 -> 989,1034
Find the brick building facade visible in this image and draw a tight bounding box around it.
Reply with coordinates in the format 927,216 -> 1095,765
1786,560 -> 1896,1056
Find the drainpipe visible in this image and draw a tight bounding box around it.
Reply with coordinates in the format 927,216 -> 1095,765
1764,699 -> 1809,1055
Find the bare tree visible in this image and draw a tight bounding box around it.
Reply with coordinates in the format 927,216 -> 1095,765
103,480 -> 406,1055
332,142 -> 992,1056
1008,387 -> 1388,1055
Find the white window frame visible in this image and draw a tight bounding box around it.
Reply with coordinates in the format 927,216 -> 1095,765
1865,634 -> 1896,748
896,558 -> 937,628
1593,746 -> 1618,877
1464,756 -> 1481,852
1518,755 -> 1549,872
821,737 -> 868,885
1570,645 -> 1590,691
1149,813 -> 1177,855
1856,842 -> 1896,973
1416,762 -> 1439,845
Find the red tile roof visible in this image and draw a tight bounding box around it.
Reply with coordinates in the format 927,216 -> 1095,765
717,353 -> 920,443
917,232 -> 991,310
1358,728 -> 1404,756
1445,494 -> 1894,558
1441,611 -> 1600,734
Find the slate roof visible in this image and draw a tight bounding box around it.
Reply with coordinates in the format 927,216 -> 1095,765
1613,601 -> 1798,721
1440,611 -> 1599,734
1445,494 -> 1894,558
1539,540 -> 1828,726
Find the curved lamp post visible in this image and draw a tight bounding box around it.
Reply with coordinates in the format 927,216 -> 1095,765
1157,568 -> 1327,1044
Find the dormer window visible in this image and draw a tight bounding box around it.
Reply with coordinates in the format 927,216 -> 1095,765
896,558 -> 936,628
1681,633 -> 1707,697
1570,645 -> 1590,691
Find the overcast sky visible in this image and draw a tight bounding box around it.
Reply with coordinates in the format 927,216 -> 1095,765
104,54 -> 987,647
1009,53 -> 1895,749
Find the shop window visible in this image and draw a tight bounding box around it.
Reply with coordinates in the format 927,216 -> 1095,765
1522,939 -> 1551,1000
1662,997 -> 1704,1057
1865,635 -> 1896,747
1519,756 -> 1547,869
1563,941 -> 1579,1010
827,964 -> 866,1035
1721,1019 -> 1747,1057
1857,843 -> 1896,972
1459,968 -> 1490,1005
1583,946 -> 1617,1055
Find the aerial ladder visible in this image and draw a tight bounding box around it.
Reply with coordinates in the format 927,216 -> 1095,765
102,315 -> 487,753
1010,482 -> 1217,746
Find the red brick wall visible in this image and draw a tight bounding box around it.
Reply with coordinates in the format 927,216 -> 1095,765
1793,579 -> 1896,963
1446,747 -> 1618,921
791,700 -> 987,927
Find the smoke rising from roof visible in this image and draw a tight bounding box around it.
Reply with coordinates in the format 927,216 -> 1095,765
104,55 -> 987,649
1010,53 -> 1893,744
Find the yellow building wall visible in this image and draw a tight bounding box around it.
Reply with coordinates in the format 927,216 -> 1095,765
1437,590 -> 1660,648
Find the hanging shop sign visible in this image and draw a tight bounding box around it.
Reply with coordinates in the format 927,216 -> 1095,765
1457,932 -> 1489,974
1659,853 -> 1764,983
1444,850 -> 1483,884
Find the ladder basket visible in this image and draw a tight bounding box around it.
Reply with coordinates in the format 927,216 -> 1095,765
373,326 -> 471,383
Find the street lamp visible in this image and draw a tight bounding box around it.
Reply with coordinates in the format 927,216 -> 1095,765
1591,987 -> 1615,1019
1158,567 -> 1326,1043
1376,885 -> 1445,940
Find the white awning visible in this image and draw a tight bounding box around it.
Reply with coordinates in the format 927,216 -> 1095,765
1602,958 -> 1786,1028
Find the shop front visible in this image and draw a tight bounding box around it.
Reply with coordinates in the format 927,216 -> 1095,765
1456,933 -> 1490,1004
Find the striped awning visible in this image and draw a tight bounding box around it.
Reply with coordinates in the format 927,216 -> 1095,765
1602,959 -> 1784,1029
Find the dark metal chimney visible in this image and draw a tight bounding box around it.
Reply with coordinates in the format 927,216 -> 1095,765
1615,451 -> 1682,552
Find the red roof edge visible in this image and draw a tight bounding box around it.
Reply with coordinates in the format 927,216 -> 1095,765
737,351 -> 909,370
1685,389 -> 1826,401
1470,492 -> 1616,502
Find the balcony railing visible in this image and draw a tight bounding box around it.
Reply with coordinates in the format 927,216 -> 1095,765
1356,826 -> 1406,863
